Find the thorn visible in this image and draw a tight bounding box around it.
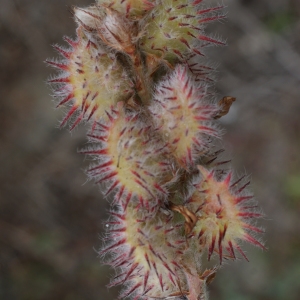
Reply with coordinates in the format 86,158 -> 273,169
63,36 -> 77,48
97,171 -> 118,183
48,77 -> 70,83
235,244 -> 249,262
123,192 -> 132,211
53,44 -> 71,58
46,60 -> 68,70
228,240 -> 236,259
198,35 -> 226,46
143,270 -> 150,292
69,113 -> 83,131
105,180 -> 119,196
234,195 -> 253,204
100,238 -> 126,255
224,172 -> 232,186
119,282 -> 142,299
60,105 -> 78,127
244,234 -> 266,250
208,235 -> 216,260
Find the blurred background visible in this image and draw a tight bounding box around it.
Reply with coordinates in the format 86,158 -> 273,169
0,0 -> 300,299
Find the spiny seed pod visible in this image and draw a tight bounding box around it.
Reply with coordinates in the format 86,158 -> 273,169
149,65 -> 220,168
47,1 -> 265,299
98,0 -> 155,19
73,5 -> 105,30
85,102 -> 173,212
187,166 -> 265,263
74,6 -> 138,55
101,204 -> 187,299
140,0 -> 225,65
47,27 -> 133,129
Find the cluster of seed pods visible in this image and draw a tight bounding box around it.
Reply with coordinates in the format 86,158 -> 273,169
47,1 -> 265,299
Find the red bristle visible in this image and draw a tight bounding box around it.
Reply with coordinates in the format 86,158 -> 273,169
53,45 -> 71,58
60,105 -> 78,127
127,247 -> 136,260
110,211 -> 125,220
144,253 -> 151,269
192,47 -> 205,56
97,171 -> 118,183
193,0 -> 204,5
49,77 -> 70,83
131,170 -> 145,182
100,238 -> 126,254
123,263 -> 139,282
134,179 -> 155,198
143,285 -> 154,296
197,6 -> 223,15
105,180 -> 119,196
198,125 -> 217,135
138,196 -> 145,209
87,105 -> 98,121
171,260 -> 182,270
208,235 -> 216,261
180,37 -> 190,49
69,113 -> 83,131
244,234 -> 266,250
153,183 -> 167,195
224,172 -> 232,186
198,229 -> 204,239
163,262 -> 176,276
159,273 -> 164,291
234,195 -> 253,204
198,35 -> 226,45
88,161 -> 113,172
243,224 -> 264,234
63,36 -> 77,47
143,270 -> 150,292
168,273 -> 176,286
237,181 -> 251,193
119,282 -> 142,299
46,60 -> 68,70
110,227 -> 126,234
215,160 -> 231,166
105,110 -> 115,122
235,244 -> 249,262
186,85 -> 193,99
149,245 -> 158,257
109,253 -> 127,267
115,185 -> 125,203
173,49 -> 184,58
230,175 -> 246,188
86,133 -> 107,142
237,212 -> 262,218
97,123 -> 110,131
56,93 -> 74,108
198,15 -> 226,23
151,262 -> 159,282
227,241 -> 236,259
82,148 -> 108,155
123,192 -> 132,210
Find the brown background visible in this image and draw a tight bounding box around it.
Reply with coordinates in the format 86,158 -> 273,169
1,0 -> 300,299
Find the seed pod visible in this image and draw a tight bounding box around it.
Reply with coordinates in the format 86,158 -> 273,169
187,166 -> 265,263
98,0 -> 155,19
140,0 -> 225,65
101,203 -> 187,299
47,27 -> 133,129
149,65 -> 219,168
85,102 -> 173,213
